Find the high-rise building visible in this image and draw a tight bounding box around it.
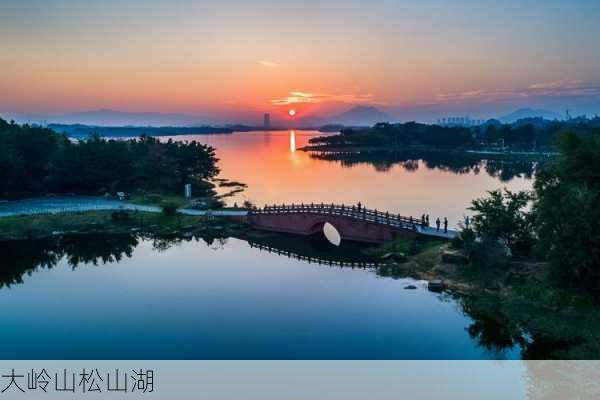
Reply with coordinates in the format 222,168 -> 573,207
437,116 -> 483,127
263,113 -> 271,128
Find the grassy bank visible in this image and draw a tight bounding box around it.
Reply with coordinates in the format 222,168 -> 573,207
0,210 -> 249,241
368,236 -> 600,358
365,237 -> 474,292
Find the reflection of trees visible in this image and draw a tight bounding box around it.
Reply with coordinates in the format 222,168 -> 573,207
0,239 -> 62,287
61,234 -> 138,267
460,294 -> 526,359
458,289 -> 600,360
0,235 -> 139,287
485,160 -> 535,182
152,236 -> 183,252
0,230 -> 233,288
310,149 -> 538,182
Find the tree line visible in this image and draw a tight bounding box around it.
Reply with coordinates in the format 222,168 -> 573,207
309,118 -> 600,150
0,118 -> 219,199
466,130 -> 600,299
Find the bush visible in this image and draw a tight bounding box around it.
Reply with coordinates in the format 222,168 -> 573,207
460,228 -> 476,245
469,189 -> 534,255
242,200 -> 255,210
161,201 -> 178,216
110,210 -> 131,222
145,194 -> 163,204
451,235 -> 463,249
464,238 -> 510,276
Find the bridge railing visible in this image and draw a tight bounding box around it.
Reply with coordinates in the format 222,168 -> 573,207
248,203 -> 419,230
248,242 -> 382,268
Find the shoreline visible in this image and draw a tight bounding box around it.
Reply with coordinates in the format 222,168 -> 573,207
0,209 -> 250,242
3,210 -> 599,358
300,144 -> 558,157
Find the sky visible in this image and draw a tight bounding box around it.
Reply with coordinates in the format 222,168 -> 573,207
1,0 -> 600,124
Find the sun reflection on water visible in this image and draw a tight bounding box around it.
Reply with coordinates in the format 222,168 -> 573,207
289,130 -> 296,153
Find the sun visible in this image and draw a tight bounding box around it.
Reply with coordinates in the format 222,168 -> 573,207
288,109 -> 296,117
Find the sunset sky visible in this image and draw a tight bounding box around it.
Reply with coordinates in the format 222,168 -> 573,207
2,0 -> 600,123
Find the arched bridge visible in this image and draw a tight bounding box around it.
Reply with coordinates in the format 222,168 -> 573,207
247,203 -> 457,243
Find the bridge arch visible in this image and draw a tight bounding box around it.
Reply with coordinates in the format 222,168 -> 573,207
247,204 -> 422,243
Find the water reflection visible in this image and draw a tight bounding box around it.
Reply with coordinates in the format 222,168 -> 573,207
0,232 -> 576,360
289,130 -> 296,152
0,232 -> 229,288
310,149 -> 538,182
0,234 -> 138,287
3,233 -> 506,359
246,231 -> 378,267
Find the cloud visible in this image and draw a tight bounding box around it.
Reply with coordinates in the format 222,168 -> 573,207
434,80 -> 600,104
258,60 -> 279,68
527,80 -> 582,90
271,91 -> 377,106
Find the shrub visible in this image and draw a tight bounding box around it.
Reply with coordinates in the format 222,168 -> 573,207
469,189 -> 534,255
161,201 -> 178,216
451,235 -> 463,249
110,210 -> 131,222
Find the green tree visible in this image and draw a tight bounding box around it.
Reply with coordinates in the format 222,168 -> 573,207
469,189 -> 534,255
534,132 -> 600,296
0,119 -> 219,199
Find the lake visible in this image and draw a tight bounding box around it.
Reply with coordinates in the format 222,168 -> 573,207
0,234 -> 520,359
165,130 -> 533,228
1,130 -> 536,359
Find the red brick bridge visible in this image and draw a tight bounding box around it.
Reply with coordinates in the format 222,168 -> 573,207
246,203 -> 457,243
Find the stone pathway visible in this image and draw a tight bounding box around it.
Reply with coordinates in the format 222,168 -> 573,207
0,196 -> 248,218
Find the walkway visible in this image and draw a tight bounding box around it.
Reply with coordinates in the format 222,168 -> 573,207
0,196 -> 248,218
0,197 -> 457,240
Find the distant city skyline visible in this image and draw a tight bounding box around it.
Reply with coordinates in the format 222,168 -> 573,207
2,0 -> 600,124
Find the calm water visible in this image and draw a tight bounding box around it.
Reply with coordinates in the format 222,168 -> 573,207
167,130 -> 533,227
1,131 -> 535,359
0,234 -> 520,359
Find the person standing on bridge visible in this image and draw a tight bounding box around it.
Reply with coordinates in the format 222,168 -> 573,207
435,217 -> 440,231
444,217 -> 448,233
357,201 -> 362,212
421,214 -> 425,227
426,214 -> 430,226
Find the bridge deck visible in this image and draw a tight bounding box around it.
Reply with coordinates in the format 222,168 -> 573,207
249,204 -> 458,239
415,225 -> 458,239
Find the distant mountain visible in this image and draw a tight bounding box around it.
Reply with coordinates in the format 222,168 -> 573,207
48,109 -> 205,127
499,108 -> 560,123
329,106 -> 391,126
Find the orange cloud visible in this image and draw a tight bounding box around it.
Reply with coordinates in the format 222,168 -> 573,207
433,80 -> 600,104
258,60 -> 280,68
271,91 -> 377,106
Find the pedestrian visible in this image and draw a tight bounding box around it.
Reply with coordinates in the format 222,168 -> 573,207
421,214 -> 425,227
464,216 -> 470,229
435,217 -> 440,231
426,214 -> 430,226
444,217 -> 448,233
357,201 -> 362,212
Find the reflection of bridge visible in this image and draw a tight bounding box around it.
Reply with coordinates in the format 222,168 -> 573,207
248,242 -> 381,268
248,203 -> 457,243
